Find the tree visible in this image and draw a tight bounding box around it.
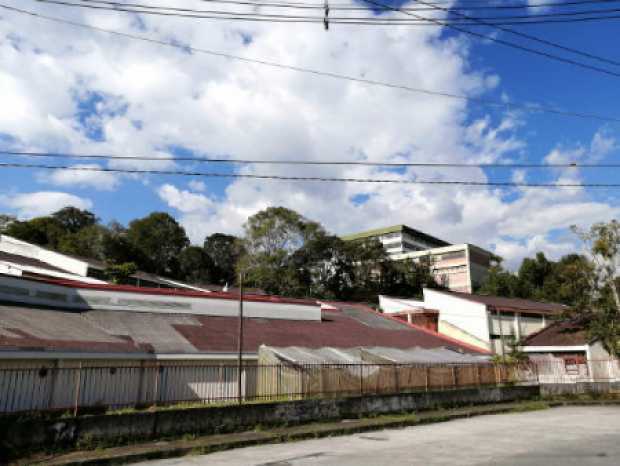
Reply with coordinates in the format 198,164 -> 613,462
518,252 -> 554,299
542,254 -> 594,307
478,261 -> 524,298
3,216 -> 65,248
105,262 -> 138,284
568,220 -> 620,355
51,207 -> 97,234
0,214 -> 16,232
239,207 -> 324,294
57,224 -> 108,260
203,233 -> 243,285
126,212 -> 189,276
178,246 -> 215,284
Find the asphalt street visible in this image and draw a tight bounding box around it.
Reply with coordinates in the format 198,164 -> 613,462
135,406 -> 620,466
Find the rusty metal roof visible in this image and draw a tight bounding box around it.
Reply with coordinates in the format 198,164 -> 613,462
0,302 -> 488,356
429,289 -> 566,315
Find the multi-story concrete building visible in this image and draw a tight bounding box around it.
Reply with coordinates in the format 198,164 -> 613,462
342,225 -> 494,293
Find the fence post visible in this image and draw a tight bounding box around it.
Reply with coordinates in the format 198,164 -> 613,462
153,363 -> 160,406
393,365 -> 400,394
452,366 -> 457,389
495,364 -> 501,387
359,363 -> 363,396
425,366 -> 429,392
475,365 -> 480,387
48,360 -> 60,410
73,362 -> 82,417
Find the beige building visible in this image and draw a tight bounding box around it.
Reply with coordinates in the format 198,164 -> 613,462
342,225 -> 494,293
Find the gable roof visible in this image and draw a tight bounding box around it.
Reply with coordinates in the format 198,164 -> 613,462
426,289 -> 566,315
0,301 -> 488,357
522,320 -> 590,347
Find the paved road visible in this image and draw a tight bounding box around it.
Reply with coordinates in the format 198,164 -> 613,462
136,406 -> 620,466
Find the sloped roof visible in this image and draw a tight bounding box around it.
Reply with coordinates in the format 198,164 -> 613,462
0,251 -> 68,274
262,346 -> 489,365
522,320 -> 589,347
428,289 -> 566,315
0,301 -> 487,356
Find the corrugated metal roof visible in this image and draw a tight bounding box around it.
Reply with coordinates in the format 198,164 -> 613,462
261,345 -> 489,365
0,301 -> 488,356
522,320 -> 589,347
428,289 -> 566,314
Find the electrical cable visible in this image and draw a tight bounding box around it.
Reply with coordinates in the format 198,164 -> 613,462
361,0 -> 620,69
61,0 -> 620,24
3,150 -> 620,168
2,4 -> 619,123
1,162 -> 619,188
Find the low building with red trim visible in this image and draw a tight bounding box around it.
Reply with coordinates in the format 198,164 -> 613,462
521,320 -> 619,383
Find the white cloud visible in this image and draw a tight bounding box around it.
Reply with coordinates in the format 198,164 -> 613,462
188,180 -> 207,192
1,0 -> 618,265
37,164 -> 120,191
0,191 -> 93,219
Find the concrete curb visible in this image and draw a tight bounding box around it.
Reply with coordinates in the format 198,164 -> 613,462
21,399 -> 620,466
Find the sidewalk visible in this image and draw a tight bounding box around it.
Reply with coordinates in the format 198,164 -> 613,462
18,399 -> 620,466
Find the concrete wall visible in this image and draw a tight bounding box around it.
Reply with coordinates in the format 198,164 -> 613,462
437,320 -> 491,352
540,382 -> 620,397
0,386 -> 538,457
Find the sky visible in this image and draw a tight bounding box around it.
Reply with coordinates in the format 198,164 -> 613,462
0,0 -> 619,268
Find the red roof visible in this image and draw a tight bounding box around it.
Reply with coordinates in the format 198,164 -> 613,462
522,320 -> 590,347
0,302 -> 487,356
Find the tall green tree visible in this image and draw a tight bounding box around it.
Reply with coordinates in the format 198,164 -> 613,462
178,246 -> 215,284
51,207 -> 97,234
57,224 -> 108,260
239,207 -> 324,294
568,220 -> 620,355
203,233 -> 243,285
126,212 -> 189,276
3,216 -> 65,248
479,260 -> 525,298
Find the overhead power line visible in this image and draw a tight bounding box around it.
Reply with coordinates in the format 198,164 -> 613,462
39,0 -> 620,74
1,161 -> 619,188
3,150 -> 620,168
51,0 -> 620,25
73,0 -> 620,12
2,4 -> 620,123
361,0 -> 620,70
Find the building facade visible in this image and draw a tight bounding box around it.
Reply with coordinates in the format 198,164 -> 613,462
380,289 -> 566,354
342,225 -> 494,293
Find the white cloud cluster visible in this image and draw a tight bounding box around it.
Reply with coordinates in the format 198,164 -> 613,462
0,0 -> 618,268
0,191 -> 92,219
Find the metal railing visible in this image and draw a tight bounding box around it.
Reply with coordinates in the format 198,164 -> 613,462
0,359 -> 616,415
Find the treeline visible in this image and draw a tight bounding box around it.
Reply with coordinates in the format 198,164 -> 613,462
1,207 -> 240,287
0,206 -> 439,302
479,252 -> 592,307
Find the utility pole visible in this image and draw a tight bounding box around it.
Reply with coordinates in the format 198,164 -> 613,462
237,271 -> 245,404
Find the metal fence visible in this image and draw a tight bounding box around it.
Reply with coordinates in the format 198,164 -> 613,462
0,359 -> 616,415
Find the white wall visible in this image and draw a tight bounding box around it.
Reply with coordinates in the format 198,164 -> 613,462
422,289 -> 490,342
378,295 -> 425,314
